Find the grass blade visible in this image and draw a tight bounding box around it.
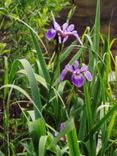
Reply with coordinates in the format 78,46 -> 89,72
60,40 -> 77,63
85,103 -> 117,141
19,59 -> 42,118
67,128 -> 80,156
39,135 -> 48,156
0,84 -> 43,118
4,56 -> 9,99
9,59 -> 42,118
30,30 -> 50,85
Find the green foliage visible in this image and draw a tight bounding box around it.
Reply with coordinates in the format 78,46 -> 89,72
0,0 -> 70,67
28,118 -> 46,152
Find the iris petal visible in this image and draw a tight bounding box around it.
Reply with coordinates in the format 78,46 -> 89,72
54,21 -> 61,31
66,64 -> 73,72
60,69 -> 67,81
63,36 -> 68,43
84,71 -> 92,81
80,64 -> 88,72
67,24 -> 74,32
62,22 -> 68,31
71,74 -> 84,87
58,35 -> 62,43
46,29 -> 56,40
75,69 -> 81,74
60,123 -> 64,131
73,61 -> 79,70
72,31 -> 83,45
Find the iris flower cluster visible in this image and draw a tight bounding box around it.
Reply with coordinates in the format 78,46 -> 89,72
46,20 -> 82,45
60,61 -> 92,88
46,18 -> 92,87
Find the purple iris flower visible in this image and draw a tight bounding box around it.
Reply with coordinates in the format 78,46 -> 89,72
60,61 -> 92,87
54,122 -> 65,141
60,122 -> 65,131
46,20 -> 82,45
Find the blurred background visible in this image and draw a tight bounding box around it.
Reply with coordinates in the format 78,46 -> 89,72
59,0 -> 117,56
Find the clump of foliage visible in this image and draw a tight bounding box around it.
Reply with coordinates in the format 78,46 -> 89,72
0,0 -> 70,66
0,0 -> 70,113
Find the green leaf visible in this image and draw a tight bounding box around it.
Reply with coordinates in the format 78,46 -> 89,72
108,111 -> 117,138
4,56 -> 9,99
84,82 -> 92,130
28,118 -> 46,152
39,135 -> 48,156
93,0 -> 100,53
85,103 -> 117,140
0,84 -> 42,118
9,59 -> 42,119
67,128 -> 80,156
18,69 -> 48,89
20,141 -> 36,156
68,48 -> 82,65
48,118 -> 81,156
30,30 -> 50,85
19,59 -> 42,119
5,0 -> 12,8
78,110 -> 86,140
60,40 -> 77,63
89,0 -> 100,72
9,60 -> 19,83
48,118 -> 74,149
0,151 -> 5,156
